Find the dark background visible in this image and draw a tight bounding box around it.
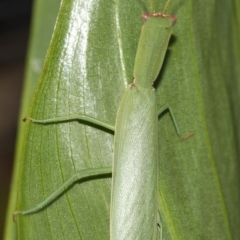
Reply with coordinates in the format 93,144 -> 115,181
0,0 -> 33,238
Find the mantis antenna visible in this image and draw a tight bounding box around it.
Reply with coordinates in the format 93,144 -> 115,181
149,0 -> 155,13
162,0 -> 171,13
149,0 -> 171,14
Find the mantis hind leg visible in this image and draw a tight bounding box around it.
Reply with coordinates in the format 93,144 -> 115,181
13,167 -> 112,221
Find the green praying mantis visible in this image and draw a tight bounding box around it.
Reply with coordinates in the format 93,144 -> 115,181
14,0 -> 192,239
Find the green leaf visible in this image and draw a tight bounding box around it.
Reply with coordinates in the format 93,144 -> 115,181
14,0 -> 240,239
3,0 -> 61,240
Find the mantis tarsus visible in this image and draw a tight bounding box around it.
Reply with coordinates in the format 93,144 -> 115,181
14,1 -> 192,239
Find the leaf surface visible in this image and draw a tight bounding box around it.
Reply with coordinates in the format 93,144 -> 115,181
15,0 -> 240,239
